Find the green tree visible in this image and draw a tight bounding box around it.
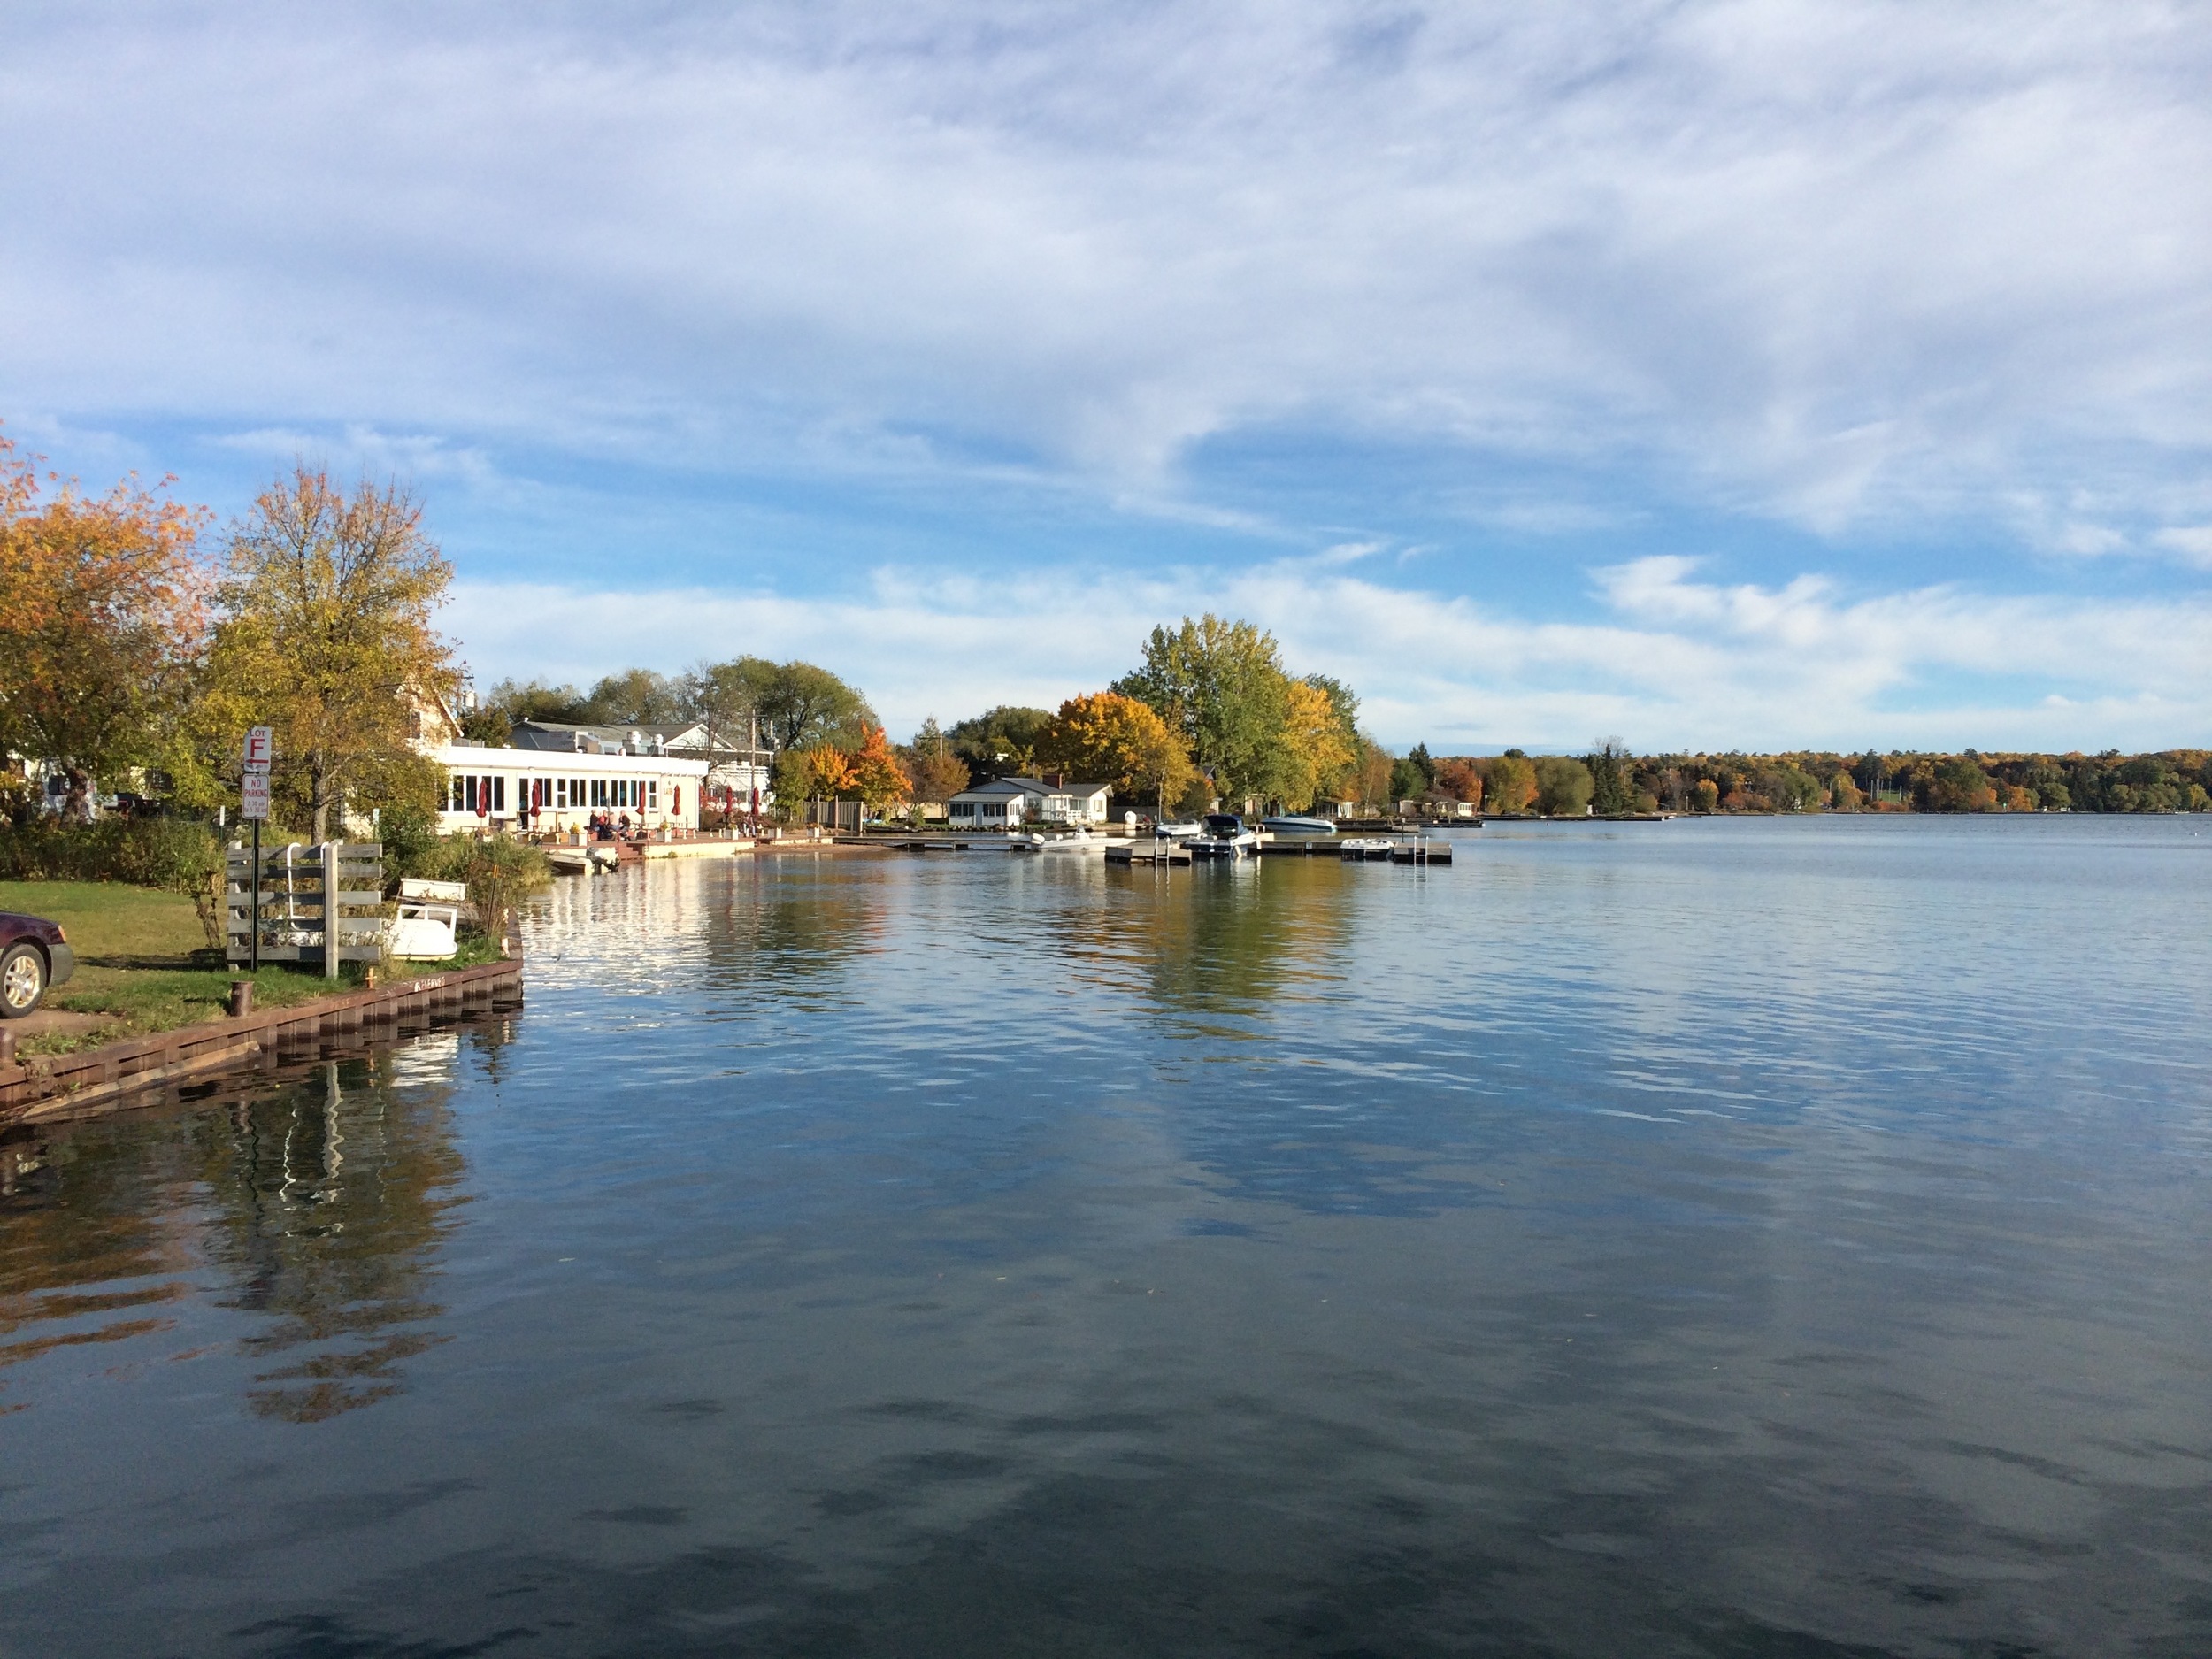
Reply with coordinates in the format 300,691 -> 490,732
1534,756 -> 1594,816
203,466 -> 456,841
1586,738 -> 1632,816
1485,753 -> 1537,814
1917,756 -> 1996,812
578,667 -> 685,726
949,705 -> 1054,779
1113,615 -> 1295,805
1387,756 -> 1427,803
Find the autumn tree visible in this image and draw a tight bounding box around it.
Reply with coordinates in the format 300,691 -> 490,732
1432,758 -> 1485,806
1351,739 -> 1395,810
1035,691 -> 1196,813
204,467 -> 456,841
846,726 -> 912,812
902,717 -> 972,804
1484,753 -> 1537,814
0,434 -> 211,818
1274,679 -> 1356,810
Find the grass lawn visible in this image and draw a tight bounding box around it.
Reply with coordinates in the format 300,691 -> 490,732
0,880 -> 500,1056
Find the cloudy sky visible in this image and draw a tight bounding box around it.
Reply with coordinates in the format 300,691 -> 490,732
4,0 -> 2208,751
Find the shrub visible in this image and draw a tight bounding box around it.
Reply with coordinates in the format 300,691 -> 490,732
455,834 -> 550,940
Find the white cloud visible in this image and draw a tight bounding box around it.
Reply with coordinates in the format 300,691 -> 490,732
2153,526 -> 2212,570
2,1 -> 2208,534
443,557 -> 2212,755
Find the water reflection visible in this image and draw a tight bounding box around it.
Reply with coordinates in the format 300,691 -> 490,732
1102,860 -> 1355,1031
203,1055 -> 467,1421
0,1029 -> 480,1423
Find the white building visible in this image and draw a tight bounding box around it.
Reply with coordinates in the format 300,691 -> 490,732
947,776 -> 1111,828
510,720 -> 772,811
431,742 -> 706,834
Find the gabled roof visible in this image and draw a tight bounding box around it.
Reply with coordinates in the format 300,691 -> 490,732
949,775 -> 1111,803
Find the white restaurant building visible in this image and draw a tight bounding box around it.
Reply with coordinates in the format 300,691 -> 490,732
429,741 -> 707,835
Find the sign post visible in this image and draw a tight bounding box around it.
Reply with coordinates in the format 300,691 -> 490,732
242,727 -> 273,973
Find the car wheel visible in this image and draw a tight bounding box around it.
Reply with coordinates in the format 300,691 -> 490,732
0,943 -> 47,1018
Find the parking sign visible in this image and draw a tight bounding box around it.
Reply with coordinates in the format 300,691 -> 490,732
242,726 -> 273,771
242,772 -> 271,820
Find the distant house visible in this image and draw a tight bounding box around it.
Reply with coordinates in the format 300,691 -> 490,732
947,776 -> 1111,828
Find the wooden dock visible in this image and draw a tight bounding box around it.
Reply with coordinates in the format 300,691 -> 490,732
1106,838 -> 1454,866
0,957 -> 524,1127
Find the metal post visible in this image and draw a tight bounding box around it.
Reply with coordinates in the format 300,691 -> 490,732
323,841 -> 340,979
250,819 -> 261,973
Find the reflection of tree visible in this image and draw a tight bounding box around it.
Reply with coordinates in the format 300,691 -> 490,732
193,1053 -> 467,1423
0,1121 -> 193,1398
2,1046 -> 466,1423
1110,861 -> 1354,1031
698,864 -> 881,1007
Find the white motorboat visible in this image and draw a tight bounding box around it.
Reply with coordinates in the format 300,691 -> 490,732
1011,828 -> 1105,853
1154,819 -> 1202,840
1187,812 -> 1259,859
1260,815 -> 1337,838
1339,837 -> 1399,860
546,843 -> 621,875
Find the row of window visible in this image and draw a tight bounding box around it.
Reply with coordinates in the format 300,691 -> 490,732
446,775 -> 663,815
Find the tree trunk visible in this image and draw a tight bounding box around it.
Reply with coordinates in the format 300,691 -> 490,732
63,766 -> 95,823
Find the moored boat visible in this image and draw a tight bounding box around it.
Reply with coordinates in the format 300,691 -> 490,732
1188,812 -> 1259,860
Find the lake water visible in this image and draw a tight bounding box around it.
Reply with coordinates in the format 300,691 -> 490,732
3,818 -> 2208,1657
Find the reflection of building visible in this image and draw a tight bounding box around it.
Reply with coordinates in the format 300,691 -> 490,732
948,776 -> 1110,827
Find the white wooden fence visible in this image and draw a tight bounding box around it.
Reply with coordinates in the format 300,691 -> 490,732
225,841 -> 386,975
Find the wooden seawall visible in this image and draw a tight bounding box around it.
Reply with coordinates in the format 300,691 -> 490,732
0,958 -> 524,1128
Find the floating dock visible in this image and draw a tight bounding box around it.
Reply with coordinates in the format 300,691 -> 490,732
1106,838 -> 1452,866
1107,842 -> 1193,865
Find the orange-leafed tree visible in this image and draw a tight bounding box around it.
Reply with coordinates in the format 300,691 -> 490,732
1433,757 -> 1485,806
847,725 -> 912,812
1036,691 -> 1195,814
0,433 -> 211,819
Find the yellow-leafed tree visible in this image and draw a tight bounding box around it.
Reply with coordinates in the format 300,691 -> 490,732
1273,678 -> 1357,811
1036,692 -> 1195,815
204,467 -> 457,841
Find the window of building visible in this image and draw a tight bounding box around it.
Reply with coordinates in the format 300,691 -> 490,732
648,780 -> 658,810
493,775 -> 506,812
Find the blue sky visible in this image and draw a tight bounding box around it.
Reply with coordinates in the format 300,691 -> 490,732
4,1 -> 2209,752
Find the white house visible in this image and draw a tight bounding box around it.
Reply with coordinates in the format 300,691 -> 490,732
947,776 -> 1111,828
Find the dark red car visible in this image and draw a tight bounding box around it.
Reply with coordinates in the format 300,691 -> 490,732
0,912 -> 74,1018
